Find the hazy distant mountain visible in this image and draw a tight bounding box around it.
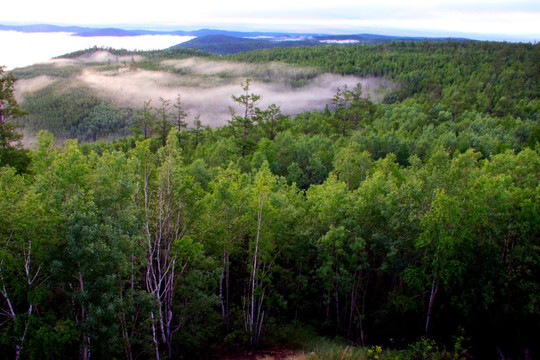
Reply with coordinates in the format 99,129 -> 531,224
172,33 -> 470,55
0,24 -> 92,33
0,23 -> 469,42
171,35 -> 321,55
0,24 -> 301,37
0,24 -> 172,36
1,23 -> 470,57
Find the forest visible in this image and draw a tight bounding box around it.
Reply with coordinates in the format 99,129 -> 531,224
0,40 -> 539,360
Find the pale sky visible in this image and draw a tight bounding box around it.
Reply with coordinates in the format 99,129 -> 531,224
1,0 -> 539,41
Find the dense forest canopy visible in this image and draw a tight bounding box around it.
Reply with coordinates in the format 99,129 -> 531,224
0,40 -> 539,359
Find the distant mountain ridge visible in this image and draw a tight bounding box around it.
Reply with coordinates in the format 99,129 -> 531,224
1,23 -> 470,56
170,35 -> 322,55
0,23 -> 469,40
0,24 -> 311,37
172,34 -> 470,55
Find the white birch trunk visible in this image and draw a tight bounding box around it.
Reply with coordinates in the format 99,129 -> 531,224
425,277 -> 438,336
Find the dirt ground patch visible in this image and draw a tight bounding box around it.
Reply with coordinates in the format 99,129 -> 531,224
220,347 -> 307,360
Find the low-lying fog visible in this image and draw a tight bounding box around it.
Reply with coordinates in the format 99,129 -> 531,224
79,71 -> 390,127
16,53 -> 396,128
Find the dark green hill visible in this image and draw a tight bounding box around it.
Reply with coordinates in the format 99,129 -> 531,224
170,35 -> 320,55
171,33 -> 472,55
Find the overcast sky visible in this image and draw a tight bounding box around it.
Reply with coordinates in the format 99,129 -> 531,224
1,0 -> 538,41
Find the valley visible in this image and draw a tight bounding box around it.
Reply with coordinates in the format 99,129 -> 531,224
13,49 -> 394,140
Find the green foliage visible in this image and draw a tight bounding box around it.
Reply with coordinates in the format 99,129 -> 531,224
18,86 -> 135,141
0,40 -> 539,359
172,34 -> 322,55
0,67 -> 30,172
228,79 -> 262,158
229,41 -> 538,120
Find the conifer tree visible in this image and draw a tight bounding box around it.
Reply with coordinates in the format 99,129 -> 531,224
173,94 -> 189,133
133,100 -> 156,139
229,79 -> 261,158
0,67 -> 29,172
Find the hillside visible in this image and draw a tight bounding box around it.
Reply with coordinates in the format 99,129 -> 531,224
1,40 -> 539,359
171,35 -> 320,55
172,34 -> 471,55
12,48 -> 392,142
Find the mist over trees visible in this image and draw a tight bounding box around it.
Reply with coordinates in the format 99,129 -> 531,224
0,40 -> 539,359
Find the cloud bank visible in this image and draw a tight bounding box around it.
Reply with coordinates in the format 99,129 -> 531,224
2,0 -> 538,41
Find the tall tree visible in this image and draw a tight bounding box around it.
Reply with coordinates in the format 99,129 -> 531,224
348,83 -> 374,129
155,97 -> 173,146
0,67 -> 28,172
330,84 -> 353,136
0,167 -> 51,359
229,79 -> 261,158
243,162 -> 283,347
133,100 -> 156,139
333,144 -> 373,190
256,104 -> 288,141
201,165 -> 249,332
192,114 -> 203,148
138,129 -> 200,359
173,94 -> 189,133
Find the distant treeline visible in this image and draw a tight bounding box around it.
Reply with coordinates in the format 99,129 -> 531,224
226,41 -> 539,120
14,41 -> 539,143
56,46 -> 212,61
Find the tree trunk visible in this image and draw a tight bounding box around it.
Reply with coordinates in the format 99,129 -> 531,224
120,313 -> 134,360
244,192 -> 267,347
425,278 -> 438,335
347,271 -> 357,339
335,278 -> 340,330
143,148 -> 181,359
225,250 -> 230,331
249,197 -> 263,345
242,122 -> 247,158
270,119 -> 275,140
151,312 -> 160,360
76,272 -> 91,360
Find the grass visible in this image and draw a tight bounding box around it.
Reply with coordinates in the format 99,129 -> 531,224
259,324 -> 466,360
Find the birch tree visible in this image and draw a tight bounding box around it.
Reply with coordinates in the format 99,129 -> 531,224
243,162 -> 281,347
141,128 -> 199,359
0,167 -> 50,360
307,175 -> 368,341
202,165 -> 249,331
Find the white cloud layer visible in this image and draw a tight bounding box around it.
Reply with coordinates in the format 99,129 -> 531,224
0,31 -> 194,70
1,0 -> 538,41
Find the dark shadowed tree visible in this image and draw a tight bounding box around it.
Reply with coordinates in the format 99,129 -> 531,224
0,67 -> 29,172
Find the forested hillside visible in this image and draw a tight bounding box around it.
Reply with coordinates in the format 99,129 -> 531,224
171,33 -> 459,55
0,40 -> 539,359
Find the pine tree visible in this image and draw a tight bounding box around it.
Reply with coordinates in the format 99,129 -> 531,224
173,94 -> 189,133
229,79 -> 261,158
133,100 -> 156,139
155,97 -> 173,146
0,67 -> 29,172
